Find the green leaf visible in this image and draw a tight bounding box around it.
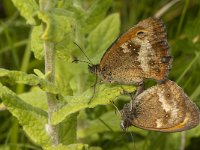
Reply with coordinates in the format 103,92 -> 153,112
55,31 -> 75,62
31,25 -> 75,61
187,126 -> 200,138
58,113 -> 77,145
0,83 -> 50,147
89,147 -> 102,150
34,69 -> 45,78
185,11 -> 200,42
78,111 -> 120,138
45,143 -> 88,150
146,133 -> 174,150
51,84 -> 135,125
31,9 -> 75,60
11,0 -> 39,25
31,26 -> 44,60
19,87 -> 48,111
86,13 -> 120,63
0,68 -> 59,94
0,68 -> 40,85
37,9 -> 75,42
83,0 -> 112,33
78,111 -> 148,139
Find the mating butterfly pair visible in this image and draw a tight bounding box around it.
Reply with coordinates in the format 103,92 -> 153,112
88,17 -> 200,132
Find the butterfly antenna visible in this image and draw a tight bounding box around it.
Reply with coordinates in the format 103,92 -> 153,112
73,42 -> 93,64
73,42 -> 98,104
72,58 -> 92,65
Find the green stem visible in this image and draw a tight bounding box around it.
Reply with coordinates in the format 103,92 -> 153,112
39,0 -> 58,145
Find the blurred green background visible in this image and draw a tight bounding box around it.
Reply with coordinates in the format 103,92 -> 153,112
0,0 -> 200,150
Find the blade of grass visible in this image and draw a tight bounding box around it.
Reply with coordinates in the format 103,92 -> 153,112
190,83 -> 200,101
16,38 -> 31,94
2,22 -> 20,68
0,39 -> 28,54
176,51 -> 200,84
176,0 -> 190,36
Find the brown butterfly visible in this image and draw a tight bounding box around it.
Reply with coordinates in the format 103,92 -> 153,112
120,80 -> 200,132
89,17 -> 172,86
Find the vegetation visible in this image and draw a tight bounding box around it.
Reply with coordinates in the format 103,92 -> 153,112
0,0 -> 200,149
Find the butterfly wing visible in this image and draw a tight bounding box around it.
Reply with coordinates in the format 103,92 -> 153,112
127,80 -> 200,132
99,17 -> 172,84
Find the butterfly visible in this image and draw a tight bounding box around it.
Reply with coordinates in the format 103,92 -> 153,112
89,17 -> 172,86
120,79 -> 200,132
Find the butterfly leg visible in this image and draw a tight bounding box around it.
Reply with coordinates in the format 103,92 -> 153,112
88,73 -> 98,104
157,78 -> 167,84
110,100 -> 121,116
130,82 -> 144,110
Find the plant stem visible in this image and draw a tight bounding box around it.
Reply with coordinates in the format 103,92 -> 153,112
44,41 -> 58,145
180,131 -> 186,150
154,0 -> 181,18
39,0 -> 58,145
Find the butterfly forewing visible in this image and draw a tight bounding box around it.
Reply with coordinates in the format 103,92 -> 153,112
97,17 -> 172,84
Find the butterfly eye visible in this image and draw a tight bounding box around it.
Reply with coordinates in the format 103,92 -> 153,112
161,56 -> 172,63
137,31 -> 144,35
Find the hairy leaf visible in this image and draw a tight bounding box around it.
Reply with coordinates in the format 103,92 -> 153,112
31,9 -> 75,60
78,111 -> 148,139
31,26 -> 44,60
86,13 -> 120,63
78,111 -> 120,138
52,84 -> 135,125
0,83 -> 50,146
0,68 -> 59,94
11,0 -> 39,25
19,87 -> 48,111
58,113 -> 77,145
83,0 -> 112,33
37,9 -> 74,42
45,143 -> 88,150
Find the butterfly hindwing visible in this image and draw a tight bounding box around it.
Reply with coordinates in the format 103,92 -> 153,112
120,80 -> 200,132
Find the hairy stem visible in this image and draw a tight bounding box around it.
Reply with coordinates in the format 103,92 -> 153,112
39,0 -> 58,145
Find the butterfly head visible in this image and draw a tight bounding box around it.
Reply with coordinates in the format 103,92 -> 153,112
120,103 -> 134,130
120,119 -> 131,131
88,64 -> 100,75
